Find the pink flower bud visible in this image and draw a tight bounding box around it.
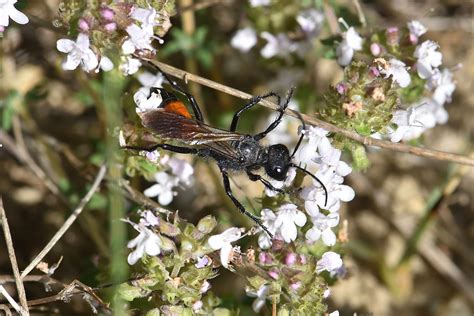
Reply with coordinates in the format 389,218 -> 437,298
409,33 -> 418,45
78,19 -> 89,32
100,7 -> 115,21
290,282 -> 302,291
335,82 -> 348,95
285,252 -> 297,266
369,66 -> 380,77
386,27 -> 399,46
258,252 -> 272,264
0,26 -> 5,32
268,269 -> 279,280
370,43 -> 381,56
104,22 -> 117,32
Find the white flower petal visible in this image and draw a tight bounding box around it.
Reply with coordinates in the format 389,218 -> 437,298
56,39 -> 75,53
143,184 -> 162,198
144,235 -> 161,256
99,56 -> 114,72
231,27 -> 257,53
63,54 -> 81,70
219,243 -> 233,269
305,226 -> 321,242
127,248 -> 144,265
322,229 -> 336,246
158,190 -> 173,206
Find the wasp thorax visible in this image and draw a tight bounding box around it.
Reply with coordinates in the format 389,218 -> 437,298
265,144 -> 291,181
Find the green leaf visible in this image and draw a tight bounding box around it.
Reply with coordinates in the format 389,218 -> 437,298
116,283 -> 146,301
1,90 -> 20,131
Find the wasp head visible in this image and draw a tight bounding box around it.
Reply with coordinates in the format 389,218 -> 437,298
265,144 -> 291,181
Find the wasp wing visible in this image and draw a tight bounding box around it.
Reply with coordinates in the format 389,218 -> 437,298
140,109 -> 244,144
139,109 -> 244,160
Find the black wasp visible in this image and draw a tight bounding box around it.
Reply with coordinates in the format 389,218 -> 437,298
125,65 -> 327,237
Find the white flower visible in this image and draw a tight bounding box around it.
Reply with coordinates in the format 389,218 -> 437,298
293,126 -> 329,167
329,311 -> 340,316
119,56 -> 142,75
56,34 -> 98,72
144,171 -> 178,205
301,166 -> 355,215
134,89 -> 162,113
272,204 -> 307,243
316,251 -> 343,274
427,68 -> 456,106
260,32 -> 298,59
168,157 -> 194,186
139,210 -> 160,226
246,284 -> 270,312
258,204 -> 307,248
137,71 -> 164,92
127,224 -> 162,265
389,103 -> 437,142
122,24 -> 155,55
98,56 -> 114,72
414,40 -> 442,79
305,212 -> 340,246
133,71 -> 164,111
208,227 -> 244,269
249,0 -> 270,7
296,9 -> 324,36
0,0 -> 28,27
258,209 -> 277,249
231,27 -> 257,53
419,98 -> 449,124
407,20 -> 426,37
336,27 -> 363,66
131,7 -> 158,29
379,59 -> 411,88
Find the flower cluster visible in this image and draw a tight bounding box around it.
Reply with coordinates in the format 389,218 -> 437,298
55,3 -> 172,74
387,32 -> 456,142
143,155 -> 194,206
230,3 -> 324,60
331,20 -> 456,143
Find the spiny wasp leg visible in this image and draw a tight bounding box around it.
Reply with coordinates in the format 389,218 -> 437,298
246,171 -> 286,195
230,92 -> 281,132
254,88 -> 294,141
221,169 -> 273,238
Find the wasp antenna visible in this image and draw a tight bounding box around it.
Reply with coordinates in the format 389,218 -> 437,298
290,111 -> 306,159
290,163 -> 328,207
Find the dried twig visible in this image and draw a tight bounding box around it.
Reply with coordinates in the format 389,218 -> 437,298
0,285 -> 21,315
20,165 -> 107,278
139,58 -> 474,167
1,126 -> 59,195
0,199 -> 29,315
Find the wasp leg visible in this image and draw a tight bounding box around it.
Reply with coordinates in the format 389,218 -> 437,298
221,169 -> 273,238
254,88 -> 295,141
147,64 -> 204,122
123,144 -> 198,155
246,171 -> 286,195
230,92 -> 281,132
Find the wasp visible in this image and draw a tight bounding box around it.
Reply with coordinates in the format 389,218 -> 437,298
125,66 -> 327,237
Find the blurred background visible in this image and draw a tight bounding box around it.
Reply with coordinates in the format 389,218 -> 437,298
0,0 -> 472,315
